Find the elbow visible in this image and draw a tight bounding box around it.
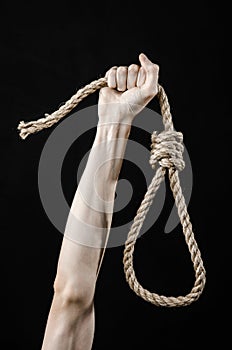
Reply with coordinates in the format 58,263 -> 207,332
53,274 -> 95,311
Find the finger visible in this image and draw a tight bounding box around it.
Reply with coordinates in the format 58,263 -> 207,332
116,66 -> 128,91
139,53 -> 159,94
136,67 -> 146,87
106,66 -> 117,89
127,64 -> 139,89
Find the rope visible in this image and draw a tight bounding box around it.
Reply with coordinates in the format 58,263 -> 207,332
17,78 -> 108,139
124,85 -> 206,306
17,77 -> 206,306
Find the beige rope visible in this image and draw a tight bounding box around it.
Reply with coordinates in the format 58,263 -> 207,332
17,77 -> 108,139
123,85 -> 206,306
17,77 -> 206,306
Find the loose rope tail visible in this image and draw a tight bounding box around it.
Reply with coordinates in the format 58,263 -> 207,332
17,77 -> 206,306
123,85 -> 206,306
17,77 -> 108,139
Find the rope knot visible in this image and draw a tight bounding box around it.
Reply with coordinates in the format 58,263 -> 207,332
150,130 -> 185,171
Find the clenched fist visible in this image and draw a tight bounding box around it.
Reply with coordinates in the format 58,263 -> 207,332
98,53 -> 159,124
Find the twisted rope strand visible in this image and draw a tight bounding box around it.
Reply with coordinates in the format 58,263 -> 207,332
17,77 -> 206,306
123,86 -> 206,307
17,77 -> 108,139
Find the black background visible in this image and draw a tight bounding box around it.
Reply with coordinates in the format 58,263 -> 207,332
0,2 -> 230,349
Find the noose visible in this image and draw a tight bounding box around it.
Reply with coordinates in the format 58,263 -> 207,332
17,77 -> 206,306
124,85 -> 206,306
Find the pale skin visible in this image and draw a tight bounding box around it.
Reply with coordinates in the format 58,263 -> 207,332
41,53 -> 159,350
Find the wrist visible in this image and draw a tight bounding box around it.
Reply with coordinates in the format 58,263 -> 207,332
95,121 -> 132,142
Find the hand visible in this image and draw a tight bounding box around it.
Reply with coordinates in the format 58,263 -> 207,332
98,53 -> 159,124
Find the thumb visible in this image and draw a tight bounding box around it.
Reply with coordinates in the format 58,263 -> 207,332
139,53 -> 159,94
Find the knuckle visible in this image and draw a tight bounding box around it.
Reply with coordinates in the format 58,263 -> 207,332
147,64 -> 159,74
106,66 -> 116,74
153,63 -> 159,72
109,66 -> 117,74
128,64 -> 139,72
117,66 -> 127,72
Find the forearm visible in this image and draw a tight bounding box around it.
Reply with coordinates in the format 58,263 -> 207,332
93,122 -> 131,183
64,122 -> 131,245
42,54 -> 159,350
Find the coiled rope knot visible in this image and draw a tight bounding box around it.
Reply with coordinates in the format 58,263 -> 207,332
150,130 -> 185,171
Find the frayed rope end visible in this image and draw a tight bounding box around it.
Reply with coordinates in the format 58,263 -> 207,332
17,121 -> 29,140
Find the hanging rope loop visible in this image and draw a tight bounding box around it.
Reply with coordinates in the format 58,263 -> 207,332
123,84 -> 206,307
150,130 -> 185,171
